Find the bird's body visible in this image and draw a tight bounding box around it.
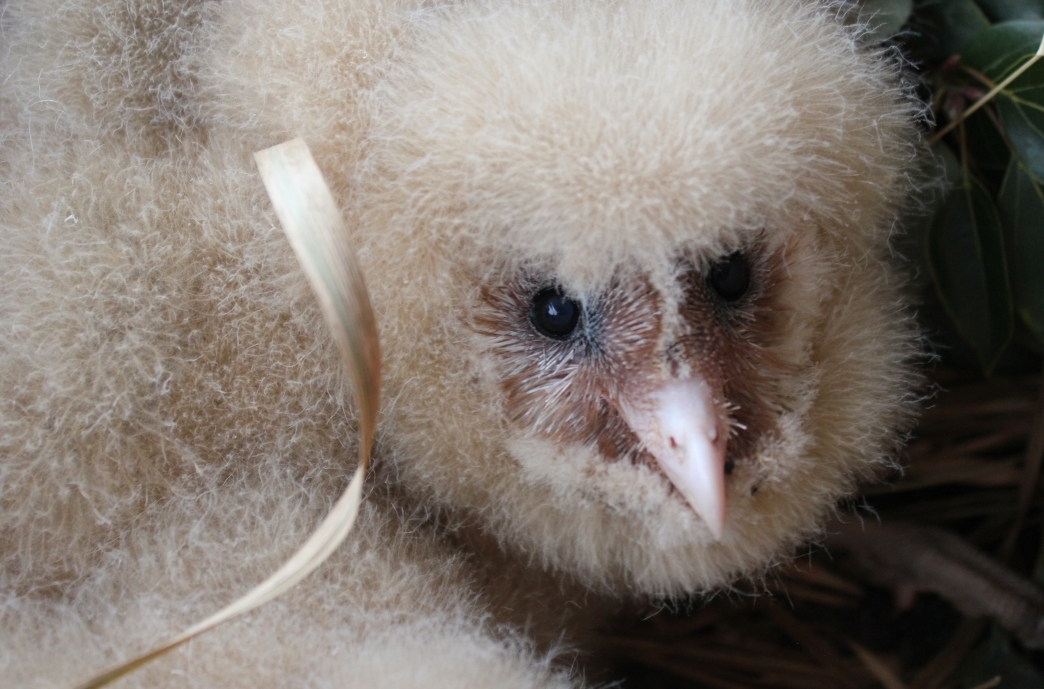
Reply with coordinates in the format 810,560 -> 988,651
0,0 -> 921,686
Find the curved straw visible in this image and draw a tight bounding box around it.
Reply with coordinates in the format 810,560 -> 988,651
72,138 -> 381,689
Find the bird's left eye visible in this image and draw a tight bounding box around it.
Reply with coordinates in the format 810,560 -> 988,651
529,288 -> 582,340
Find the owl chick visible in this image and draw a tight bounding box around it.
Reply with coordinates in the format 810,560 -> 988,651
0,0 -> 920,686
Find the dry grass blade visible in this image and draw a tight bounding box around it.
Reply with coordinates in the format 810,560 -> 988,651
780,563 -> 864,597
1000,375 -> 1044,561
849,642 -> 908,689
764,603 -> 862,688
70,138 -> 380,689
254,139 -> 381,450
862,455 -> 1022,494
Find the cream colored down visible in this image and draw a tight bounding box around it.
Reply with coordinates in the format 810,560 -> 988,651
0,0 -> 921,686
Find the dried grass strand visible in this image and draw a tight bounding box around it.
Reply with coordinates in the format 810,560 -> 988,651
764,603 -> 862,689
1000,374 -> 1044,561
849,642 -> 908,689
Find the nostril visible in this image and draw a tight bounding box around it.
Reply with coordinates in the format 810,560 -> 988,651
663,341 -> 687,377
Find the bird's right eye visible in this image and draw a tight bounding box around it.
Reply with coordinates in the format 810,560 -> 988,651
707,252 -> 751,302
529,288 -> 581,340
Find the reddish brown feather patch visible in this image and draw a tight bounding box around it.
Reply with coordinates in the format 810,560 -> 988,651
679,247 -> 791,467
473,247 -> 794,473
473,274 -> 659,460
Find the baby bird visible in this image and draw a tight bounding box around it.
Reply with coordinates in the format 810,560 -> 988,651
0,0 -> 921,686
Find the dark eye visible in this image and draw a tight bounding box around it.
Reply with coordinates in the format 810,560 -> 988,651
708,252 -> 751,302
529,288 -> 581,340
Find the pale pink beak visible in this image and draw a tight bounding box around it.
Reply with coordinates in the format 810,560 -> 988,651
621,378 -> 729,540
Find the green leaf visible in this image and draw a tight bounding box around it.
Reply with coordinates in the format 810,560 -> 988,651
936,141 -> 966,189
962,21 -> 1044,180
998,158 -> 1044,340
997,95 -> 1044,179
965,109 -> 1013,179
898,144 -> 962,290
976,0 -> 1044,22
928,175 -> 1014,372
908,0 -> 991,62
859,0 -> 913,40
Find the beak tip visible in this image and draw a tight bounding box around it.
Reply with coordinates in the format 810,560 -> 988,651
685,484 -> 726,541
703,507 -> 726,542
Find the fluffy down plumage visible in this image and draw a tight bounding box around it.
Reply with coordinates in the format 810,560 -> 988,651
0,0 -> 921,686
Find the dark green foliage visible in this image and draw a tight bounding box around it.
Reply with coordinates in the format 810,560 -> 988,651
962,21 -> 1044,180
976,0 -> 1044,22
897,2 -> 1044,369
905,0 -> 989,62
998,159 -> 1044,339
928,176 -> 1013,372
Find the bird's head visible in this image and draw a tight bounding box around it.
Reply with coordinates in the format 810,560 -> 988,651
473,248 -> 789,543
334,0 -> 922,596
